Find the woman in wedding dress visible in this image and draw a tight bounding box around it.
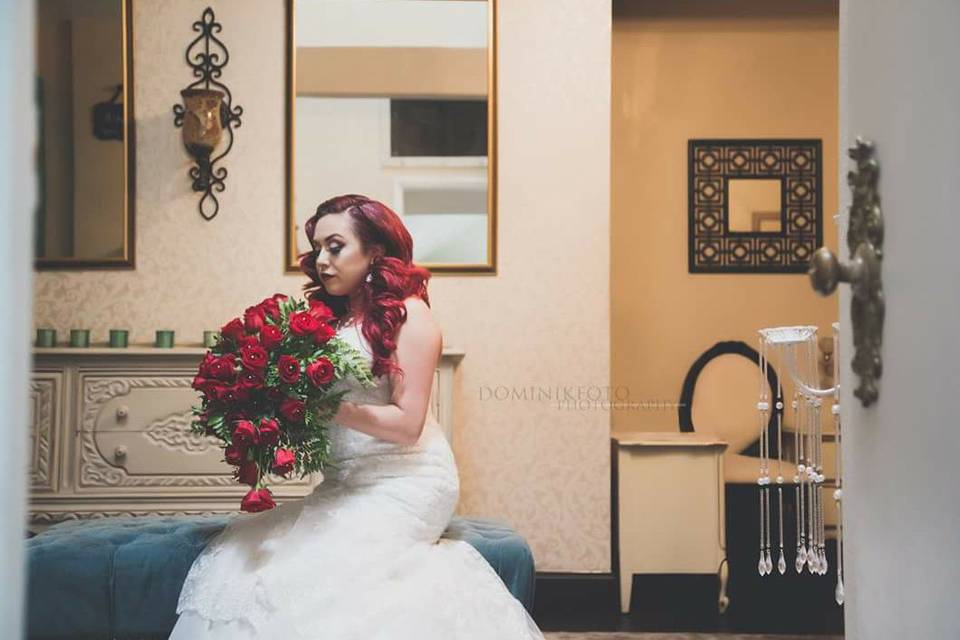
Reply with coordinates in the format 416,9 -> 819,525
170,195 -> 545,639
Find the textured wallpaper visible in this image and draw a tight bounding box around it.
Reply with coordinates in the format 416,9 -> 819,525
33,0 -> 612,572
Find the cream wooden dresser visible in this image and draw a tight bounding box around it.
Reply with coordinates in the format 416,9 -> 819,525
612,431 -> 729,615
28,345 -> 464,531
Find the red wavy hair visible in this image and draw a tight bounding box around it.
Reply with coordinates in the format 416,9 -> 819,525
299,194 -> 431,379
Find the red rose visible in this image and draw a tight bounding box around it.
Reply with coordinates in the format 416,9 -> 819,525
271,448 -> 296,477
238,368 -> 265,389
313,323 -> 336,345
191,373 -> 210,392
204,381 -> 229,401
289,311 -> 320,336
220,385 -> 251,405
260,325 -> 282,350
306,358 -> 335,387
240,487 -> 275,513
279,397 -> 305,423
231,419 -> 259,446
266,387 -> 285,403
308,299 -> 334,322
238,335 -> 260,348
220,318 -> 245,342
277,355 -> 301,384
224,444 -> 246,466
240,344 -> 268,370
259,418 -> 280,446
208,354 -> 237,382
237,460 -> 259,486
198,352 -> 216,376
259,296 -> 282,322
244,305 -> 266,333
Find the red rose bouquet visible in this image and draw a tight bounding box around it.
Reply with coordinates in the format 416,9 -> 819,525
190,293 -> 375,512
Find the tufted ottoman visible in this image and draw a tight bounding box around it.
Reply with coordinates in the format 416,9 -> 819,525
26,514 -> 536,640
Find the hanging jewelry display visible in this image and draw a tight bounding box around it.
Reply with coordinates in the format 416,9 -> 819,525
756,324 -> 843,604
172,7 -> 243,221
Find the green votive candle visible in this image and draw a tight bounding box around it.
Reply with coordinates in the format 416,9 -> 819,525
109,329 -> 129,348
36,328 -> 57,348
69,329 -> 90,348
155,330 -> 175,348
203,330 -> 219,348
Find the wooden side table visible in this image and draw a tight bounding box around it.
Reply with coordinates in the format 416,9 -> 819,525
612,431 -> 729,614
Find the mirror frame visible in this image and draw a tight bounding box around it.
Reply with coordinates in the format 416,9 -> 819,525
35,0 -> 136,271
283,0 -> 498,275
687,138 -> 823,274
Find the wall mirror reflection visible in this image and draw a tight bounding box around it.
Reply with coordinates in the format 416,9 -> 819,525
35,0 -> 135,270
285,0 -> 497,274
727,178 -> 783,233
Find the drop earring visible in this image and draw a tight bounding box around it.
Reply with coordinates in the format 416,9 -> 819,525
366,255 -> 380,284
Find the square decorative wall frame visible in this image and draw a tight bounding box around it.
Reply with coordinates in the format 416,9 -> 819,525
688,139 -> 822,273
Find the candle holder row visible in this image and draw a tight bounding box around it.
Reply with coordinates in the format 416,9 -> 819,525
35,328 -> 220,349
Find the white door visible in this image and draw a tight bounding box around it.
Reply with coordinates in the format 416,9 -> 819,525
0,2 -> 36,639
839,2 -> 960,638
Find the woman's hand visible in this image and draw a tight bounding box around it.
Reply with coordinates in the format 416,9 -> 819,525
333,400 -> 358,425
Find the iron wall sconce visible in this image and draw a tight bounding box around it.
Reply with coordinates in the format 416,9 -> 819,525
92,84 -> 124,141
173,7 -> 243,221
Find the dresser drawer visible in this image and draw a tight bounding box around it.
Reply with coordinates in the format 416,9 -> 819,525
75,372 -> 313,494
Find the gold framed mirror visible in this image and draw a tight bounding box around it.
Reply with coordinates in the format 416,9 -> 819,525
284,0 -> 497,274
34,0 -> 135,270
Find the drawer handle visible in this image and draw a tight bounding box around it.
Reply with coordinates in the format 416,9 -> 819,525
114,445 -> 128,461
116,405 -> 129,420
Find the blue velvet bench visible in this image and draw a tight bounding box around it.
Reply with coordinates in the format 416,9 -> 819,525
26,513 -> 535,640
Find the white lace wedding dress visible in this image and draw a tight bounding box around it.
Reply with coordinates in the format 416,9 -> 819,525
170,321 -> 544,639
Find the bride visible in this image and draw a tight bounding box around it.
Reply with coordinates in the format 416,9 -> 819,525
170,195 -> 545,639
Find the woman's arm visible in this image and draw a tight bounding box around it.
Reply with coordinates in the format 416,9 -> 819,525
333,296 -> 442,446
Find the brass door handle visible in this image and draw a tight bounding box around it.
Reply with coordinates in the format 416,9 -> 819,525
807,137 -> 885,408
809,241 -> 880,299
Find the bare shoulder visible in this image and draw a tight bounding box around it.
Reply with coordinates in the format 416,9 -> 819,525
402,295 -> 433,322
400,296 -> 442,346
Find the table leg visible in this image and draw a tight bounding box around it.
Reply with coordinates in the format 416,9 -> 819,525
718,557 -> 730,614
620,569 -> 633,614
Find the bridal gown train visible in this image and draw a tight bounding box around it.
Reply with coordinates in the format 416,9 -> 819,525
170,321 -> 545,639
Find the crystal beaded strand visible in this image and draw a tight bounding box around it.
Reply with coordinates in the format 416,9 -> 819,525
796,339 -> 808,573
804,336 -> 817,574
767,355 -> 780,576
808,336 -> 822,575
757,335 -> 769,576
815,365 -> 827,575
776,359 -> 786,575
792,389 -> 802,573
764,342 -> 774,575
832,322 -> 845,603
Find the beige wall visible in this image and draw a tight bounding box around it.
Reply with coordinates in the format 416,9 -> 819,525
297,47 -> 486,97
32,0 -> 612,573
611,0 -> 839,436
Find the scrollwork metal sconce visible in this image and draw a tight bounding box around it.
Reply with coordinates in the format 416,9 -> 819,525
808,137 -> 885,407
172,7 -> 243,221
